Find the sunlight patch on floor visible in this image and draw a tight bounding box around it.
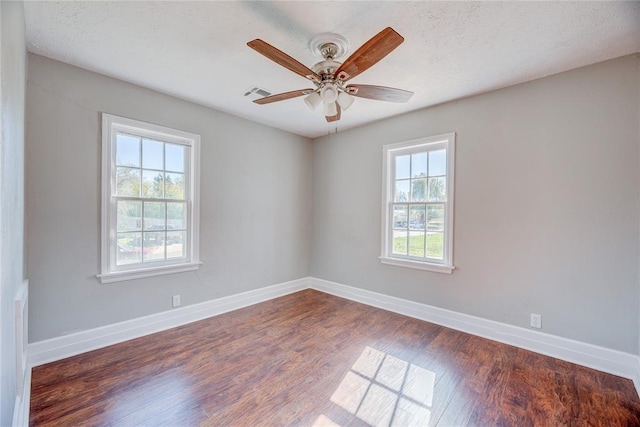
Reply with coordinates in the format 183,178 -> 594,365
320,346 -> 436,426
312,414 -> 341,427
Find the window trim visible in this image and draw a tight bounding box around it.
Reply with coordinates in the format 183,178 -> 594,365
380,133 -> 456,274
98,113 -> 201,284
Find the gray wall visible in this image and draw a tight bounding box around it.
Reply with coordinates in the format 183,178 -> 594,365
26,54 -> 312,342
25,49 -> 640,356
1,1 -> 26,425
311,54 -> 640,354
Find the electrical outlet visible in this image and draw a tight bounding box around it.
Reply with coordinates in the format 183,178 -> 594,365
530,313 -> 542,329
172,295 -> 181,308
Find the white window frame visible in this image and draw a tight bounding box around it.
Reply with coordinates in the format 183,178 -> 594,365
380,133 -> 455,274
98,113 -> 201,284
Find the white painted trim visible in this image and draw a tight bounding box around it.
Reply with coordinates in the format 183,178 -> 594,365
28,277 -> 308,367
632,356 -> 640,399
99,113 -> 201,284
12,367 -> 31,427
25,276 -> 640,403
12,280 -> 30,427
14,280 -> 28,396
308,277 -> 640,387
380,133 -> 456,273
379,256 -> 454,274
97,261 -> 202,284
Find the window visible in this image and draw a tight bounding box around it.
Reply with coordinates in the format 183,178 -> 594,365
98,114 -> 200,283
380,133 -> 455,273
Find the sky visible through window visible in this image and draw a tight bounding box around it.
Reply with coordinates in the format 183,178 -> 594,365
116,133 -> 184,173
395,149 -> 446,180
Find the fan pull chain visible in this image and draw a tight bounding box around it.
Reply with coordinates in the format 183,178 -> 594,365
326,123 -> 338,138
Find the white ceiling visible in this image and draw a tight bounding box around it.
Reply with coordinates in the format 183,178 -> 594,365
24,1 -> 640,139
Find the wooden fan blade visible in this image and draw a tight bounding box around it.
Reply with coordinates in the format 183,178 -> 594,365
248,39 -> 320,81
326,104 -> 341,122
334,28 -> 404,82
253,89 -> 313,105
346,84 -> 413,103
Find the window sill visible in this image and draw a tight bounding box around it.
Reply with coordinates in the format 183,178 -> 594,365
97,261 -> 202,284
379,256 -> 454,274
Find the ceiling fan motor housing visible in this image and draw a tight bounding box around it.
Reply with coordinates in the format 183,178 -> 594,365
312,59 -> 342,78
310,35 -> 349,80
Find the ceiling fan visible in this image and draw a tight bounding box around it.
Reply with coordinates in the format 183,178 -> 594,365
247,27 -> 413,123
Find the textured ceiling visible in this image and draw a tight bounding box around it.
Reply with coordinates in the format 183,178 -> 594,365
24,1 -> 640,139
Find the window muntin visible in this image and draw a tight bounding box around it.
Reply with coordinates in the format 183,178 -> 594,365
99,114 -> 200,283
381,134 -> 455,273
114,134 -> 187,266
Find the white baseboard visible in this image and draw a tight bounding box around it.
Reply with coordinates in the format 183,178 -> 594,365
12,367 -> 31,427
26,275 -> 640,400
308,277 -> 640,393
632,357 -> 640,399
28,277 -> 308,367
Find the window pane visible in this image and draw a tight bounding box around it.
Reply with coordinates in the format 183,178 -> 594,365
165,172 -> 185,200
408,232 -> 425,257
393,205 -> 408,229
116,167 -> 140,197
142,139 -> 164,170
426,232 -> 444,259
117,232 -> 141,265
142,170 -> 164,198
383,135 -> 453,267
392,229 -> 408,255
411,179 -> 427,202
428,177 -> 446,202
395,180 -> 410,202
166,231 -> 186,259
165,143 -> 185,173
411,152 -> 427,178
429,149 -> 446,176
143,201 -> 166,231
395,155 -> 410,180
116,134 -> 140,167
103,114 -> 200,281
409,205 -> 425,230
167,202 -> 186,230
427,205 -> 445,232
142,232 -> 165,261
117,201 -> 142,232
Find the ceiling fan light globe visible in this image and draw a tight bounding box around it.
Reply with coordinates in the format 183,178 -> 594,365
304,92 -> 321,110
337,92 -> 355,111
321,84 -> 338,103
323,101 -> 338,117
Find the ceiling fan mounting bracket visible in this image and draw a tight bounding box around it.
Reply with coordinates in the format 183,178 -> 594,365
337,71 -> 350,81
309,33 -> 349,61
321,43 -> 338,60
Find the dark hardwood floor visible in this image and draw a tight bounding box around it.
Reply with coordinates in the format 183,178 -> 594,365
30,289 -> 640,426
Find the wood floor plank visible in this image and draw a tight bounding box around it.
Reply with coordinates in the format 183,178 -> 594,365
30,289 -> 640,426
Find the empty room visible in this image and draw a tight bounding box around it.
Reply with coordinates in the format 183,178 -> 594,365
2,1 -> 640,426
